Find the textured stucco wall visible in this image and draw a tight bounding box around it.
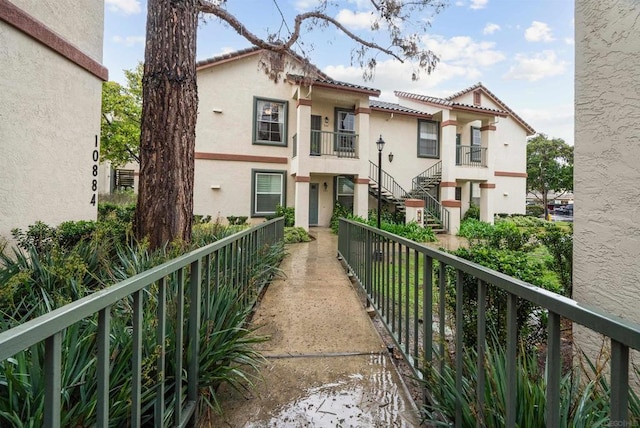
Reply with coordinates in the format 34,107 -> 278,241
369,111 -> 438,191
9,0 -> 104,61
195,55 -> 297,221
574,0 -> 640,356
0,2 -> 104,241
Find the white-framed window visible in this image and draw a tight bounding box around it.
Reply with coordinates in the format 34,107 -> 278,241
254,97 -> 288,146
335,109 -> 356,152
418,120 -> 439,158
336,175 -> 354,211
252,170 -> 286,216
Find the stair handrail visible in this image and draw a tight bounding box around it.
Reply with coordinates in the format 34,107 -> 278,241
418,191 -> 450,231
412,161 -> 442,192
369,161 -> 410,202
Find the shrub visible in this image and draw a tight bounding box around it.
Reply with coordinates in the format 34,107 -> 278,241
458,218 -> 494,245
526,204 -> 545,218
284,227 -> 311,243
330,202 -> 354,233
447,245 -> 561,348
56,220 -> 97,249
537,222 -> 573,296
266,205 -> 294,227
11,221 -> 56,253
462,203 -> 480,221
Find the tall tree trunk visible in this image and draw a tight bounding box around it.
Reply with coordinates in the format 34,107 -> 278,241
135,0 -> 199,249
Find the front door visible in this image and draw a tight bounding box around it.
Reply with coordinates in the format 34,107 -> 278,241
309,183 -> 319,226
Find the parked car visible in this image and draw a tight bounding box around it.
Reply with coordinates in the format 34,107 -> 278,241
555,204 -> 574,216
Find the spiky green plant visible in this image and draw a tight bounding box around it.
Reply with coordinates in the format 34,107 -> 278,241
0,226 -> 284,425
421,332 -> 640,427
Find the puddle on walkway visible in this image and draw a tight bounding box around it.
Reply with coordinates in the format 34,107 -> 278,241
246,354 -> 419,427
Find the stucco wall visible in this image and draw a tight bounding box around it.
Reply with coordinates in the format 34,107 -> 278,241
574,0 -> 640,356
9,0 -> 103,61
0,2 -> 104,241
194,55 -> 294,221
369,111 -> 438,191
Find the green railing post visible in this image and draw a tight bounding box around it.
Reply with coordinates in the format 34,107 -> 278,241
44,332 -> 62,428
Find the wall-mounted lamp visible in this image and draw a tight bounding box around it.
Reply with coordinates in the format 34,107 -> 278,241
388,152 -> 394,163
323,182 -> 328,191
212,108 -> 223,114
324,116 -> 329,126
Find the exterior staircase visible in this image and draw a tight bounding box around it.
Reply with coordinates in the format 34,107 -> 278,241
407,162 -> 449,233
368,161 -> 447,233
368,161 -> 407,213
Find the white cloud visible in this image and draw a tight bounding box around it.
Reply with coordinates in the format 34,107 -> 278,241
470,0 -> 488,10
112,35 -> 145,47
564,37 -> 575,45
525,21 -> 554,42
335,9 -> 375,30
483,23 -> 501,35
105,0 -> 141,15
323,34 -> 504,97
455,1 -> 465,6
504,50 -> 566,81
520,104 -> 574,145
294,0 -> 323,12
422,35 -> 505,67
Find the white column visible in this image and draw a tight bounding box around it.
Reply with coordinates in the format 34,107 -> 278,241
440,110 -> 458,203
354,178 -> 370,219
294,178 -> 310,231
294,99 -> 312,176
480,183 -> 495,224
460,180 -> 471,217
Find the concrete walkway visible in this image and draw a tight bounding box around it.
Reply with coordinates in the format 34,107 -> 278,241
209,228 -> 420,427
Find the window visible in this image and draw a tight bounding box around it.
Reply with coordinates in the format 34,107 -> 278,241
418,120 -> 439,158
254,97 -> 288,146
455,186 -> 462,201
335,109 -> 355,153
252,170 -> 286,216
471,126 -> 482,162
336,176 -> 354,211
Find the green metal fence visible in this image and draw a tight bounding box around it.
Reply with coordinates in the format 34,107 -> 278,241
338,218 -> 640,427
0,218 -> 284,428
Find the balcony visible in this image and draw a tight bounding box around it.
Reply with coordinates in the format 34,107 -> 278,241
292,130 -> 359,159
456,145 -> 487,167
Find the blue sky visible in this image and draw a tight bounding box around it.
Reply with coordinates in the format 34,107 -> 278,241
104,0 -> 575,144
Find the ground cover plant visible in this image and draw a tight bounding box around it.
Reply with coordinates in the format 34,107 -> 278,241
0,206 -> 285,425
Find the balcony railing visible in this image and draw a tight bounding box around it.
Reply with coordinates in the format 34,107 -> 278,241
0,218 -> 285,428
456,145 -> 487,167
310,130 -> 359,158
338,219 -> 640,426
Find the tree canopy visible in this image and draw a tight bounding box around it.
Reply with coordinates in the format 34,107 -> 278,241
100,63 -> 143,167
136,0 -> 446,248
526,134 -> 573,216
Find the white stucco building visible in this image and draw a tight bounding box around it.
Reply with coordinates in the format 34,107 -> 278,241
192,48 -> 534,233
0,0 -> 107,241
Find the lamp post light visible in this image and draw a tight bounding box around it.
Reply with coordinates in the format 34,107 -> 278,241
376,135 -> 385,230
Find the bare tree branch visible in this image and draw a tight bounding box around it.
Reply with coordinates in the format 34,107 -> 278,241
197,0 -> 441,80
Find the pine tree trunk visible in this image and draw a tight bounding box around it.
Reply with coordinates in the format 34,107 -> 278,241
135,0 -> 199,248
